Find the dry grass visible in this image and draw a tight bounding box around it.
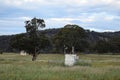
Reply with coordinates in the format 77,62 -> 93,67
0,53 -> 120,80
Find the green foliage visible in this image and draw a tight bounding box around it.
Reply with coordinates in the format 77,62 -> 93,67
10,34 -> 50,54
10,18 -> 51,61
93,37 -> 120,54
2,24 -> 120,54
53,24 -> 88,53
0,49 -> 3,54
93,40 -> 110,53
109,37 -> 120,53
10,34 -> 26,51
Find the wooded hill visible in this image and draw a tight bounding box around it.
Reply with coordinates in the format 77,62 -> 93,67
0,28 -> 120,54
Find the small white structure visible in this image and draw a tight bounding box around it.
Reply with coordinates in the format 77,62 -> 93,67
65,54 -> 79,66
20,50 -> 27,56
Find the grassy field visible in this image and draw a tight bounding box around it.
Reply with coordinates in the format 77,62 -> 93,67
0,53 -> 120,80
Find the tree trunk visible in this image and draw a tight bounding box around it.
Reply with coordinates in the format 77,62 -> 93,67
72,46 -> 75,54
32,53 -> 37,61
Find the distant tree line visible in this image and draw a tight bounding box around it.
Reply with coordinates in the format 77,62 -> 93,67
9,25 -> 120,55
0,18 -> 120,56
92,37 -> 120,54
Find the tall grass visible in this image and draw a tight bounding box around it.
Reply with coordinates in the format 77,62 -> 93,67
0,53 -> 120,80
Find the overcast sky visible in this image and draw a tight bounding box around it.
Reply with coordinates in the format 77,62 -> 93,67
0,0 -> 120,35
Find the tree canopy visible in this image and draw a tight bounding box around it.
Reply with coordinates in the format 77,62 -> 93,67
53,24 -> 88,53
10,18 -> 50,61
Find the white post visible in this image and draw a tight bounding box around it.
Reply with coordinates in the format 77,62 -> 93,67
20,50 -> 27,56
65,54 -> 77,66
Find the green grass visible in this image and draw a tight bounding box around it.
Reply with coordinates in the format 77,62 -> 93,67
0,53 -> 120,80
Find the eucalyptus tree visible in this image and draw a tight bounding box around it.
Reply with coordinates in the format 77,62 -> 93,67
24,17 -> 48,61
53,24 -> 87,53
10,18 -> 50,61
